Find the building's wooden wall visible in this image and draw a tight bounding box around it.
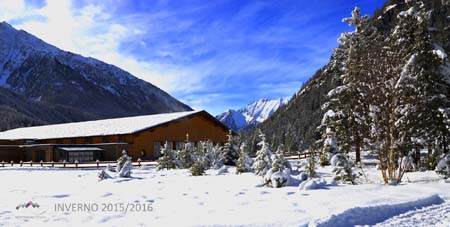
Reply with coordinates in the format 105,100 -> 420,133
128,113 -> 229,158
0,146 -> 23,162
30,112 -> 229,160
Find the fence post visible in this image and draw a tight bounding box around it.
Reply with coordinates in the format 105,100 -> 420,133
20,160 -> 23,167
40,160 -> 43,167
10,160 -> 13,167
30,161 -> 33,167
1,161 -> 4,167
51,161 -> 54,167
75,160 -> 79,168
137,158 -> 142,167
63,160 -> 66,168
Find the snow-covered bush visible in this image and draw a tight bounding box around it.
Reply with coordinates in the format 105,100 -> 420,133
157,141 -> 177,170
263,149 -> 292,188
190,161 -> 205,176
115,150 -> 132,177
236,143 -> 253,174
264,169 -> 290,188
252,132 -> 273,176
435,153 -> 450,178
116,150 -> 129,173
299,178 -> 336,190
399,153 -> 417,172
299,172 -> 309,181
107,164 -> 115,172
118,155 -> 132,178
216,165 -> 228,175
306,155 -> 316,177
331,153 -> 358,184
330,153 -> 347,167
97,169 -> 112,181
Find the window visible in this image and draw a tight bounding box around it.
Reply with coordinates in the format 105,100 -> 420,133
153,142 -> 162,158
67,152 -> 95,162
175,142 -> 184,150
166,141 -> 173,150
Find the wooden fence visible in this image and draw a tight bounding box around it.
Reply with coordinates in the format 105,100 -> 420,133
284,151 -> 321,160
0,151 -> 320,169
0,160 -> 157,169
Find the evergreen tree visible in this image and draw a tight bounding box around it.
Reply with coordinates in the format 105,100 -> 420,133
236,143 -> 253,174
157,141 -> 177,170
207,141 -> 225,170
327,6 -> 371,164
331,153 -> 358,185
190,161 -> 205,176
252,131 -> 273,176
272,145 -> 292,172
177,135 -> 195,169
222,130 -> 239,165
319,110 -> 339,165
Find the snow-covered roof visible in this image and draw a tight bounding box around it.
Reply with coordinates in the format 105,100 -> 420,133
0,110 -> 203,140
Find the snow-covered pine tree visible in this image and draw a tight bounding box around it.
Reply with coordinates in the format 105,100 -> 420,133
272,145 -> 292,172
190,140 -> 208,176
331,153 -> 358,185
319,110 -> 339,166
177,134 -> 195,169
207,141 -> 225,170
328,6 -> 371,164
157,141 -> 177,170
222,130 -> 239,165
263,145 -> 292,188
410,7 -> 450,161
306,149 -> 317,177
236,143 -> 253,174
190,161 -> 205,176
252,131 -> 273,176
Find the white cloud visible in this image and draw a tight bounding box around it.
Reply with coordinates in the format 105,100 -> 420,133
0,0 -> 26,20
0,0 -> 202,96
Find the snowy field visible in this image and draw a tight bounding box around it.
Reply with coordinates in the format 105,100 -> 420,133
0,164 -> 448,227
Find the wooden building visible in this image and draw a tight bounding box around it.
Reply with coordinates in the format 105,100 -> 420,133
0,110 -> 231,162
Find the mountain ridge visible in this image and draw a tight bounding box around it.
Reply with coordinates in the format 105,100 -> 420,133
0,22 -> 192,131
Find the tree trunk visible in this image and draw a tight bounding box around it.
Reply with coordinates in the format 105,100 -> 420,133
414,147 -> 420,167
355,135 -> 361,164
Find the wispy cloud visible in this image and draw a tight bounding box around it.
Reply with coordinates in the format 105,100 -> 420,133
0,0 -> 386,115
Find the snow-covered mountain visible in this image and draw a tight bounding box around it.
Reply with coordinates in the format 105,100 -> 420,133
0,22 -> 192,130
216,98 -> 287,131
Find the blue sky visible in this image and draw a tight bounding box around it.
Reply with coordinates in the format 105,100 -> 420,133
0,0 -> 386,115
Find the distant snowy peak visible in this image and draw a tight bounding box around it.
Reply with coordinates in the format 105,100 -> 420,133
240,98 -> 287,124
216,98 -> 287,131
215,109 -> 247,132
